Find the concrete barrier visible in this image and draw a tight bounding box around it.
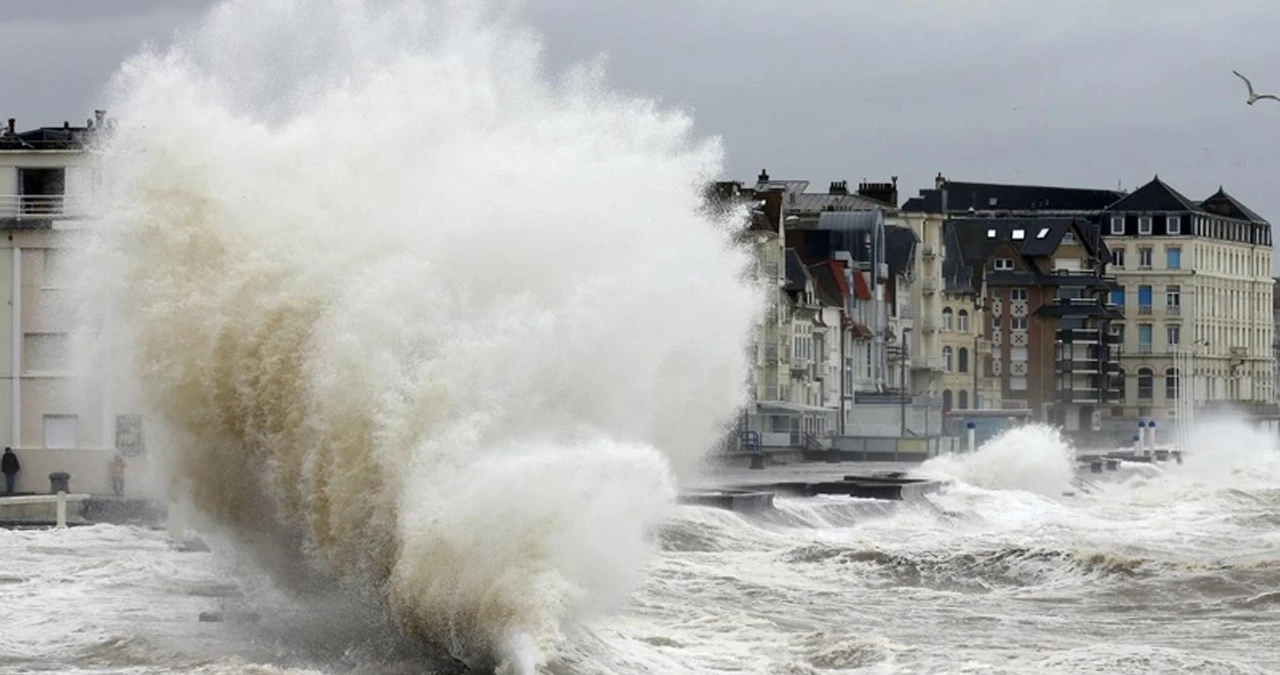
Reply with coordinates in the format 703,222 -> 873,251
0,492 -> 91,527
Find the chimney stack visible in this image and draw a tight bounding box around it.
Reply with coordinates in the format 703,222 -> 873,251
935,172 -> 947,190
5,118 -> 13,135
758,168 -> 770,184
829,180 -> 849,195
857,180 -> 899,207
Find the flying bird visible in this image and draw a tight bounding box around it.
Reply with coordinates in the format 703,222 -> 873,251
1233,70 -> 1280,105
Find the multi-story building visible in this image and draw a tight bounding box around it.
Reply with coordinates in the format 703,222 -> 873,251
943,217 -> 1121,432
1103,177 -> 1275,419
0,113 -> 143,495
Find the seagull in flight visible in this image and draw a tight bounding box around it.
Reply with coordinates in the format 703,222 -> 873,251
1233,70 -> 1280,105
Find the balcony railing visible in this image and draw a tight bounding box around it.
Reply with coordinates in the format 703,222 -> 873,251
1137,305 -> 1152,314
0,194 -> 87,219
1138,344 -> 1153,354
1167,305 -> 1181,316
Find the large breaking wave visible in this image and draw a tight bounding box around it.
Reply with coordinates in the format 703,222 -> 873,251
76,0 -> 762,671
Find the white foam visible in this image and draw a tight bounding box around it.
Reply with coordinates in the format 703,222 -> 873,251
72,0 -> 762,667
918,423 -> 1077,497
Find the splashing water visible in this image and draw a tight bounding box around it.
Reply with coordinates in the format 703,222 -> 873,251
75,0 -> 763,670
919,424 -> 1077,496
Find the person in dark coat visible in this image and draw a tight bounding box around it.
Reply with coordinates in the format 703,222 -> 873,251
1,447 -> 18,495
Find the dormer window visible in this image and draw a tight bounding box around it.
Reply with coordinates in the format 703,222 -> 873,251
986,229 -> 997,239
1138,216 -> 1152,235
994,258 -> 1014,271
1168,216 -> 1181,235
1037,227 -> 1050,239
1110,216 -> 1124,235
1012,229 -> 1025,240
1062,232 -> 1076,245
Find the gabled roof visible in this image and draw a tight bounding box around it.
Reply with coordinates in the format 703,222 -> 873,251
884,226 -> 918,275
1103,176 -> 1199,213
784,248 -> 810,294
942,217 -> 1107,292
807,261 -> 845,307
903,181 -> 1123,213
1200,187 -> 1269,224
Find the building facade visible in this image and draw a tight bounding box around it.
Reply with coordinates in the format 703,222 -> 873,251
0,113 -> 145,495
1103,177 -> 1275,419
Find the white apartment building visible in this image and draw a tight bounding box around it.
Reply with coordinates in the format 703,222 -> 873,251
893,209 -> 946,398
1105,177 -> 1275,419
0,114 -> 146,495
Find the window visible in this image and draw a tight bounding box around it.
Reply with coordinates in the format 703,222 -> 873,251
957,310 -> 969,332
43,414 -> 78,449
1010,376 -> 1028,391
1113,323 -> 1125,346
1139,247 -> 1152,268
942,308 -> 954,331
1037,227 -> 1050,239
1010,347 -> 1028,361
1167,324 -> 1180,348
994,258 -> 1014,271
1138,324 -> 1153,352
1011,316 -> 1028,331
1166,285 -> 1180,311
958,390 -> 969,409
987,229 -> 997,239
1010,288 -> 1028,301
1110,216 -> 1124,235
958,347 -> 969,373
1138,368 -> 1154,399
943,346 -> 954,371
1139,216 -> 1153,235
1062,231 -> 1076,245
1112,248 -> 1125,268
1166,247 -> 1181,269
1012,229 -> 1025,240
1110,288 -> 1125,306
1138,285 -> 1152,312
942,389 -> 953,411
1168,216 -> 1181,235
1166,368 -> 1179,400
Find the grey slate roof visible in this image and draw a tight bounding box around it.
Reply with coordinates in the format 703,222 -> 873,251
1200,187 -> 1269,224
903,181 -> 1124,213
884,226 -> 917,276
784,248 -> 810,294
1103,176 -> 1199,213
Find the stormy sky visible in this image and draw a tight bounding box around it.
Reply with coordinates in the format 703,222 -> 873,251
4,0 -> 1279,257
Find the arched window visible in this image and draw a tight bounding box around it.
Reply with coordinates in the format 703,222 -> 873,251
1138,367 -> 1154,400
942,389 -> 953,412
958,347 -> 969,373
1166,367 -> 1179,400
957,309 -> 969,333
958,390 -> 969,409
943,346 -> 954,371
942,307 -> 954,331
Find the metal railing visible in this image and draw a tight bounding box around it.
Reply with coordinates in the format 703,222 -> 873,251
0,194 -> 86,219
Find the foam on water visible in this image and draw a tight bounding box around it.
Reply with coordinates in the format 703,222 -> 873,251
917,423 -> 1077,496
72,0 -> 762,669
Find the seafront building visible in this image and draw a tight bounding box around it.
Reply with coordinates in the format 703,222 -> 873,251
0,113 -> 141,495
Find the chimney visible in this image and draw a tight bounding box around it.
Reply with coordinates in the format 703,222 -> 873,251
857,180 -> 898,207
829,180 -> 849,195
935,172 -> 947,190
94,110 -> 107,128
63,121 -> 70,129
5,118 -> 13,135
758,168 -> 770,184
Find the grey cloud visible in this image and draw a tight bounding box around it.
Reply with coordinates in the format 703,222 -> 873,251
3,0 -> 1279,261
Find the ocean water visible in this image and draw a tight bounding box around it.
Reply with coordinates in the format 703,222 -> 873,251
17,0 -> 1277,672
3,419 -> 1279,674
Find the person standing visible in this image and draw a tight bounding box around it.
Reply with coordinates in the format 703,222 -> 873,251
109,453 -> 126,497
1,447 -> 19,495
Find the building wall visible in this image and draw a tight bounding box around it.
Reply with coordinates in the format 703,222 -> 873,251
938,292 -> 1000,411
899,212 -> 945,394
1108,232 -> 1275,417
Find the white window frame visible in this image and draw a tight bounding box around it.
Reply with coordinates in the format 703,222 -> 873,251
1112,248 -> 1125,268
994,258 -> 1014,271
1010,288 -> 1028,301
1167,215 -> 1181,235
1011,316 -> 1028,331
1139,247 -> 1152,269
1110,216 -> 1125,235
1138,216 -> 1153,235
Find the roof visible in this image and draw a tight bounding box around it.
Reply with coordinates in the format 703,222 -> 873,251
884,226 -> 918,275
942,216 -> 1109,292
807,261 -> 845,307
1104,176 -> 1199,213
0,124 -> 96,151
1200,187 -> 1269,224
903,181 -> 1124,213
784,248 -> 809,294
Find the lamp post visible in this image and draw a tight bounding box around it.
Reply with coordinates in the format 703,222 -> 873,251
900,327 -> 913,437
1173,339 -> 1208,454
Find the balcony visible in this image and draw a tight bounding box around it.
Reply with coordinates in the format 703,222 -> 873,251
921,243 -> 937,258
1167,304 -> 1181,316
1137,344 -> 1153,354
1057,328 -> 1107,343
1137,305 -> 1152,315
1,194 -> 88,220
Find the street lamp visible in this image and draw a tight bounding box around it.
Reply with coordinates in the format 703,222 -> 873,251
900,327 -> 913,437
1173,339 -> 1208,453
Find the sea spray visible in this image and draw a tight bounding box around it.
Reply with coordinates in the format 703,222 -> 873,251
75,0 -> 763,669
919,424 -> 1076,496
